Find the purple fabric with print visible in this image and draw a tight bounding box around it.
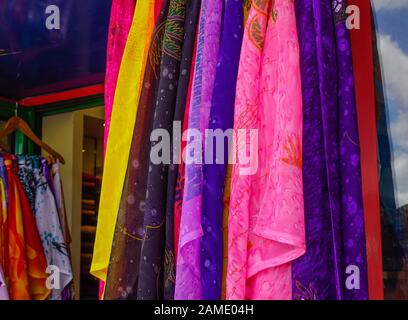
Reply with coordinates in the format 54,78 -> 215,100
200,0 -> 243,300
292,0 -> 368,300
175,0 -> 223,300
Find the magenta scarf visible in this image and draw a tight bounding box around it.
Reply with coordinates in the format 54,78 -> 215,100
104,0 -> 136,151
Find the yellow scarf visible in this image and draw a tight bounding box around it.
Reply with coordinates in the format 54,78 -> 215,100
91,0 -> 155,282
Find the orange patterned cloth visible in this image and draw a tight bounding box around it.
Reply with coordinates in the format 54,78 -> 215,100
3,156 -> 49,300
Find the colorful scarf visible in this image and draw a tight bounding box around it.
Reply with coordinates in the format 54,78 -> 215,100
227,0 -> 305,300
104,0 -> 170,300
291,0 -> 368,300
174,0 -> 223,300
4,155 -> 50,300
137,0 -> 187,300
173,34 -> 197,262
0,265 -> 8,300
92,0 -> 155,284
164,0 -> 201,300
200,0 -> 243,300
104,0 -> 137,150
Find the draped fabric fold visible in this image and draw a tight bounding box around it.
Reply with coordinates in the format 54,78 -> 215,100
227,0 -> 305,300
3,155 -> 50,300
164,0 -> 201,300
104,0 -> 136,150
104,0 -> 171,300
137,0 -> 187,300
201,0 -> 244,300
291,0 -> 368,300
174,0 -> 223,300
91,0 -> 155,284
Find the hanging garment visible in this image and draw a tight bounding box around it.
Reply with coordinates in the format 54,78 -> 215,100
137,0 -> 187,300
104,0 -> 136,151
3,155 -> 49,300
200,0 -> 244,300
291,0 -> 368,300
0,265 -> 8,300
175,0 -> 223,300
31,157 -> 73,300
0,176 -> 7,274
17,156 -> 36,212
291,0 -> 341,300
227,0 -> 305,300
104,0 -> 170,300
173,33 -> 197,263
92,0 -> 155,284
51,161 -> 72,246
164,0 -> 201,300
221,165 -> 232,300
333,0 -> 368,300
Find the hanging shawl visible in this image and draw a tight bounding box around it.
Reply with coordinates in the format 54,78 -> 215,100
104,0 -> 170,300
91,0 -> 155,284
227,0 -> 305,300
174,0 -> 223,300
173,35 -> 197,263
0,174 -> 7,278
136,0 -> 187,300
3,155 -> 50,300
0,265 -> 8,300
104,0 -> 137,150
163,0 -> 201,300
333,0 -> 368,300
201,0 -> 243,300
291,0 -> 368,300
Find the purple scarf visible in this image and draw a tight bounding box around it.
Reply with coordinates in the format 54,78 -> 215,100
292,0 -> 368,300
200,0 -> 243,300
175,0 -> 223,300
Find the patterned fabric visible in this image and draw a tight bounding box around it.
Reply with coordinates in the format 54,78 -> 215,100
91,0 -> 155,284
201,0 -> 243,300
0,265 -> 8,300
51,161 -> 71,246
333,0 -> 368,300
227,0 -> 305,300
104,0 -> 170,300
164,0 -> 201,300
31,157 -> 73,300
221,165 -> 232,300
104,0 -> 136,151
137,0 -> 187,300
17,156 -> 36,212
173,33 -> 197,263
0,177 -> 7,278
175,0 -> 223,300
291,0 -> 368,300
3,155 -> 49,300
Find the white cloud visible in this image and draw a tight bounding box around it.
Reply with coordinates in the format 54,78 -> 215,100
372,0 -> 408,10
377,34 -> 408,110
376,33 -> 408,206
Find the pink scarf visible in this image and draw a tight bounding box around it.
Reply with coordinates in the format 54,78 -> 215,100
227,0 -> 305,300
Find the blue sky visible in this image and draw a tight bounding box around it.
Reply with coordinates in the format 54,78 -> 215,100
372,0 -> 408,206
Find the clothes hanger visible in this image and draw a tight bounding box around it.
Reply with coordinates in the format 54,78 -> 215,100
0,103 -> 65,164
